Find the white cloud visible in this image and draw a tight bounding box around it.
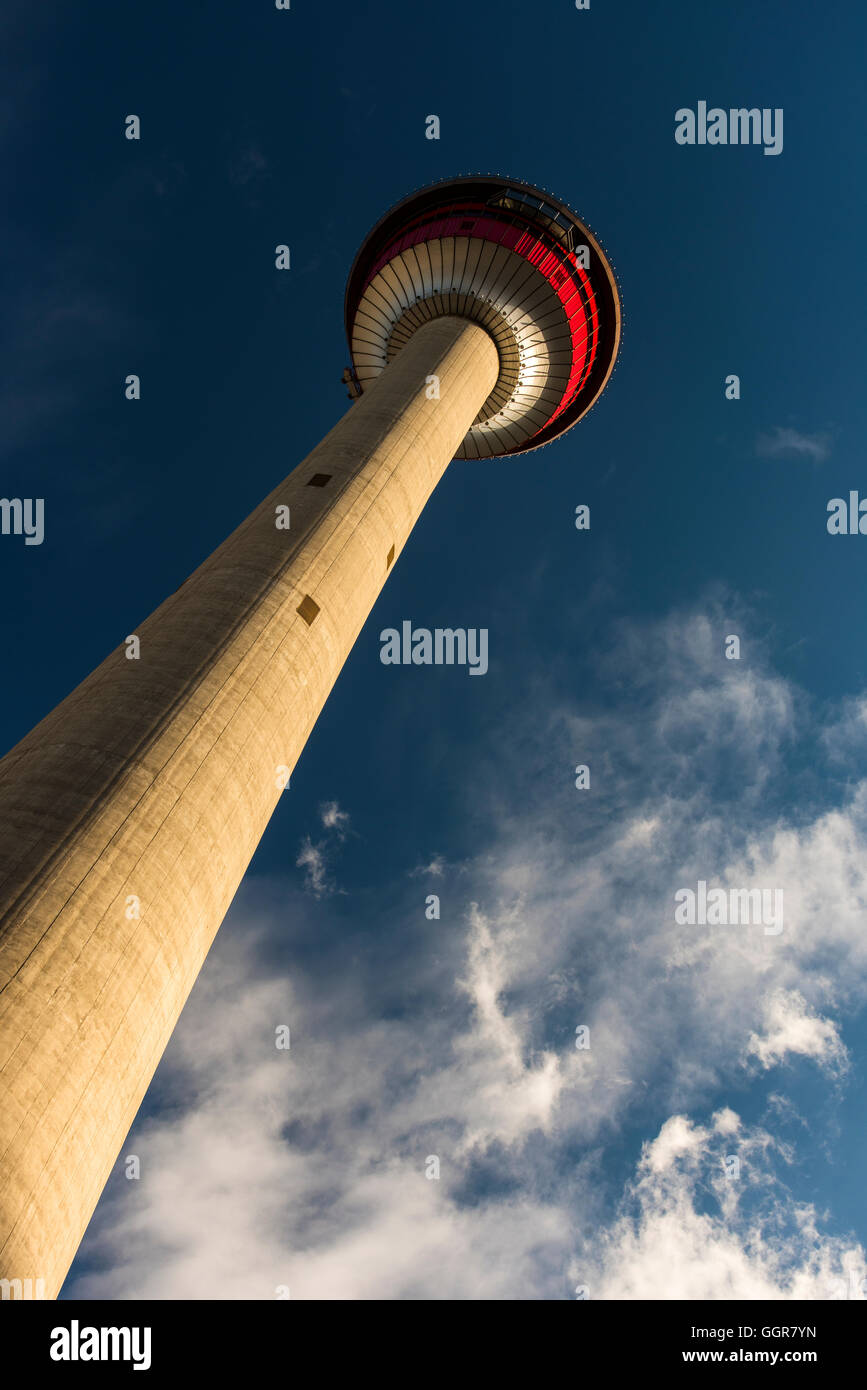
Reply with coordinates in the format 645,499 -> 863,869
295,803 -> 350,895
821,694 -> 867,763
756,426 -> 831,462
410,855 -> 446,877
66,601 -> 867,1300
574,1113 -> 865,1300
320,800 -> 349,833
747,990 -> 848,1072
296,836 -> 329,896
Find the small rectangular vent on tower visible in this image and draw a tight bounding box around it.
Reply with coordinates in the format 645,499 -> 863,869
307,473 -> 332,487
460,220 -> 475,230
297,595 -> 320,625
386,544 -> 395,569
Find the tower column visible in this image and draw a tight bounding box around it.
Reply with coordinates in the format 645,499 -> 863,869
0,315 -> 499,1298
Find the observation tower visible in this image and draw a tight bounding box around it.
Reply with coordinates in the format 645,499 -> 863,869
0,176 -> 620,1298
344,175 -> 619,454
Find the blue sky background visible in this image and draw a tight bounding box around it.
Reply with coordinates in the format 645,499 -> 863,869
2,0 -> 866,1298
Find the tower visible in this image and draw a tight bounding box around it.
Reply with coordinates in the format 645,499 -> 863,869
0,176 -> 620,1298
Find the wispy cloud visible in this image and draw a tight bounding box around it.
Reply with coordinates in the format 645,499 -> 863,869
320,800 -> 349,834
756,426 -> 832,462
573,1111 -> 865,1299
228,143 -> 269,190
66,598 -> 867,1300
410,854 -> 446,877
295,802 -> 350,896
295,837 -> 330,897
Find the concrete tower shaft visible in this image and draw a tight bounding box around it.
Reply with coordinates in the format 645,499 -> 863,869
0,316 -> 499,1299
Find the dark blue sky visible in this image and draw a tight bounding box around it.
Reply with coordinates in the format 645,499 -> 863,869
3,0 -> 866,1299
3,0 -> 865,720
